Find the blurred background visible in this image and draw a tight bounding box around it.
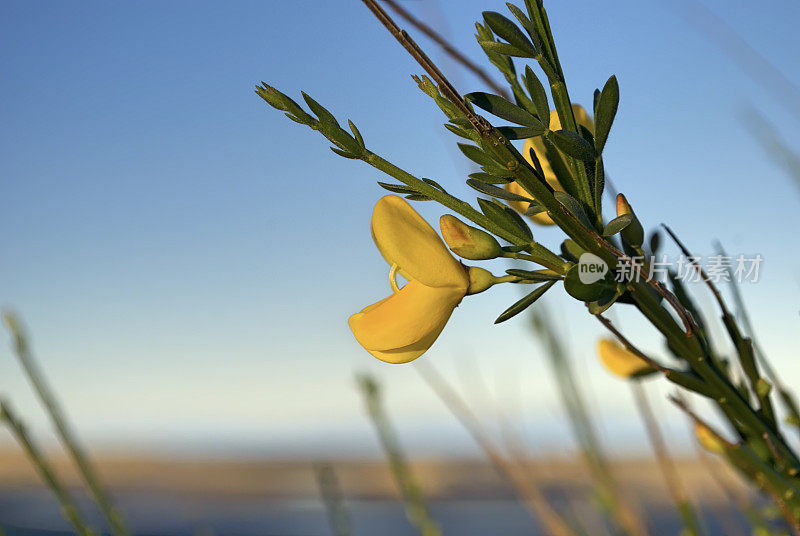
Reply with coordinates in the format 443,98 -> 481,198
2,0 -> 800,534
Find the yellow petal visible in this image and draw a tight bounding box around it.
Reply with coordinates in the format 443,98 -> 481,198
348,279 -> 464,364
371,195 -> 468,290
597,338 -> 654,378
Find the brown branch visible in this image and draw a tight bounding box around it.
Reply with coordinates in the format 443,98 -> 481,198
381,0 -> 509,98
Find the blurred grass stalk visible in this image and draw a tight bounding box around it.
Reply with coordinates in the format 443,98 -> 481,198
530,311 -> 648,536
630,383 -> 704,535
415,360 -> 580,536
0,399 -> 95,536
356,374 -> 442,536
315,463 -> 354,536
2,311 -> 129,536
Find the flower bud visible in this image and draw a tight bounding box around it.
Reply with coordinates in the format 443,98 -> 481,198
615,193 -> 645,248
466,266 -> 496,295
440,215 -> 502,260
694,422 -> 726,455
596,338 -> 655,378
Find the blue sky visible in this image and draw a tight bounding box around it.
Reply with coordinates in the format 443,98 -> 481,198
2,0 -> 800,459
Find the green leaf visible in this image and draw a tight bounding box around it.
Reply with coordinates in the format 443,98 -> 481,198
496,125 -> 543,139
465,92 -> 543,130
594,75 -> 619,154
593,88 -> 601,115
405,194 -> 431,201
329,146 -> 358,159
478,198 -> 531,240
561,239 -> 585,261
458,143 -> 495,166
348,120 -> 364,148
444,123 -> 473,140
602,214 -> 633,237
495,280 -> 556,324
468,172 -> 513,185
501,203 -> 533,239
506,269 -> 562,282
564,264 -> 611,302
467,179 -> 531,202
377,182 -> 417,194
302,92 -> 338,125
547,129 -> 597,162
649,231 -> 661,255
523,66 -> 550,127
505,3 -> 543,51
554,191 -> 593,228
422,177 -> 447,193
478,40 -> 533,58
483,11 -> 537,56
525,203 -> 546,216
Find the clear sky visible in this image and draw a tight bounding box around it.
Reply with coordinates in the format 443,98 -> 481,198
2,0 -> 800,459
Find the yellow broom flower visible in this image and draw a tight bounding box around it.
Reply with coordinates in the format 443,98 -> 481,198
507,104 -> 593,225
596,338 -> 656,378
348,195 -> 470,364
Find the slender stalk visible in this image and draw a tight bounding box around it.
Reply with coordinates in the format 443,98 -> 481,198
414,361 -> 579,536
0,399 -> 95,536
315,463 -> 354,536
2,312 -> 129,536
381,0 -> 509,98
630,383 -> 704,536
356,374 -> 441,536
715,240 -> 800,437
530,311 -> 648,536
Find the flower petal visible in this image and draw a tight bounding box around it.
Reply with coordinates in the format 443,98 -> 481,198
348,279 -> 464,363
597,338 -> 654,378
371,195 -> 468,290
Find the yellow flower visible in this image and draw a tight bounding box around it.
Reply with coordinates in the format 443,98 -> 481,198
596,338 -> 655,378
348,195 -> 470,364
694,422 -> 726,455
507,104 -> 593,225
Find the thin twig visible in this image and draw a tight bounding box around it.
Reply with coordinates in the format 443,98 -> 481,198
381,0 -> 509,98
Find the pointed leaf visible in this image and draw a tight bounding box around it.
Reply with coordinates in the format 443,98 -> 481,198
465,92 -> 543,129
467,179 -> 533,202
602,214 -> 633,237
523,66 -> 550,127
548,129 -> 597,161
594,75 -> 619,154
458,143 -> 495,166
495,280 -> 556,323
496,125 -> 544,139
483,11 -> 537,56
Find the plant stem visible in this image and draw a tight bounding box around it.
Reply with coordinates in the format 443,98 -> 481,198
356,374 -> 441,536
314,463 -> 354,536
2,312 -> 129,536
630,383 -> 704,536
0,400 -> 95,536
414,361 -> 580,536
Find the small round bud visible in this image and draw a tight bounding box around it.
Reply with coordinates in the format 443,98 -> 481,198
615,193 -> 645,248
694,422 -> 726,455
466,266 -> 496,295
440,215 -> 502,260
